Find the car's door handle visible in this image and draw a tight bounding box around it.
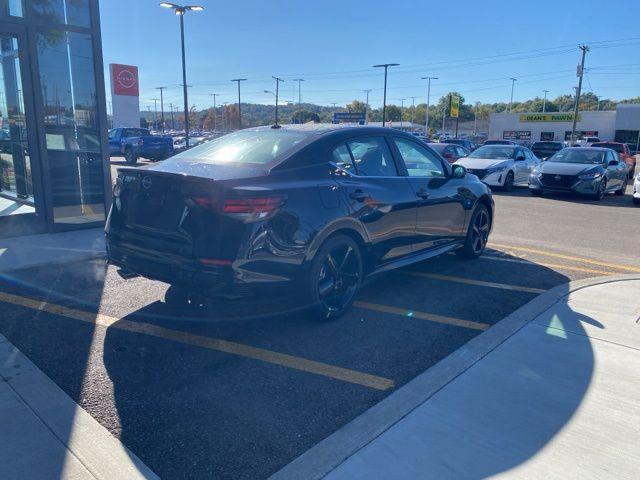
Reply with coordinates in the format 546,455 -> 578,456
416,188 -> 430,199
349,190 -> 369,201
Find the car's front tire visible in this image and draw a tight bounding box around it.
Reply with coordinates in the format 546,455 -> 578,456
307,234 -> 363,320
124,147 -> 138,165
615,178 -> 627,196
456,204 -> 490,259
530,188 -> 542,197
502,171 -> 514,192
593,179 -> 606,200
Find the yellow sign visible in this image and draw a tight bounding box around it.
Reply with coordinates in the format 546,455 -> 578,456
518,113 -> 581,122
450,95 -> 459,118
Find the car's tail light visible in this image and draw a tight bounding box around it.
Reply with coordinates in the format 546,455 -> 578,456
191,195 -> 286,222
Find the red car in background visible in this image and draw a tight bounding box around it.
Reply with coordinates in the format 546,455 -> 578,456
591,142 -> 636,178
428,142 -> 470,163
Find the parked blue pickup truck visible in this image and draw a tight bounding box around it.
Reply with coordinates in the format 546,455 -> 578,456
108,127 -> 174,165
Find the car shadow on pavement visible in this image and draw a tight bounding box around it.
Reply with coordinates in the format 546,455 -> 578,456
493,185 -> 637,208
95,252 -> 600,479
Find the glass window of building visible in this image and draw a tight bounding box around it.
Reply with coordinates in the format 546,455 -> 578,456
32,0 -> 91,28
37,29 -> 104,224
0,0 -> 24,17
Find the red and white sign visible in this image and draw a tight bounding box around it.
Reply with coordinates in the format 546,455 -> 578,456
110,64 -> 139,96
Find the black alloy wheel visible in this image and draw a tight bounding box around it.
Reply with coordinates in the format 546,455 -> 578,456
594,179 -> 606,201
124,148 -> 137,165
457,205 -> 490,259
309,235 -> 363,319
503,171 -> 514,192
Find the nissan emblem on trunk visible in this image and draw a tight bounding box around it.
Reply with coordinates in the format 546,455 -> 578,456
141,176 -> 153,189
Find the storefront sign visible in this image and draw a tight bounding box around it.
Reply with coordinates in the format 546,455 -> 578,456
450,95 -> 459,118
518,113 -> 581,122
503,130 -> 531,140
111,64 -> 139,96
110,63 -> 140,127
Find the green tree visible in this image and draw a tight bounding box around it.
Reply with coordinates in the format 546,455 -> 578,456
346,100 -> 367,113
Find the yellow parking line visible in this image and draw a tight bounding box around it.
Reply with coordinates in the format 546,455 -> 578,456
0,291 -> 394,391
354,300 -> 489,331
489,243 -> 640,273
402,271 -> 545,294
481,254 -> 614,276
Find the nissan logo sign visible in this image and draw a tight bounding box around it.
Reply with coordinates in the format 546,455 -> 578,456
116,69 -> 136,89
141,176 -> 153,189
554,175 -> 561,181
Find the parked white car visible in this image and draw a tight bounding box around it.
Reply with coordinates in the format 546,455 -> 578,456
574,136 -> 600,147
633,172 -> 640,205
455,144 -> 540,191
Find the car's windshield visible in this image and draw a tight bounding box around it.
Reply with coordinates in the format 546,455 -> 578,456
532,142 -> 562,150
171,129 -> 307,165
548,149 -> 606,164
469,145 -> 516,159
592,143 -> 623,152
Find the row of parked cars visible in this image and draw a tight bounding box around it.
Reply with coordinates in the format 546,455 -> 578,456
445,140 -> 637,203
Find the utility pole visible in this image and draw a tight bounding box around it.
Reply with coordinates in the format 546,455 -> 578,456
542,89 -> 549,113
373,63 -> 399,126
230,78 -> 246,129
474,101 -> 480,135
155,87 -> 166,132
421,76 -> 437,137
570,44 -> 589,145
209,93 -> 219,132
442,95 -> 447,134
410,96 -> 416,125
509,77 -> 517,113
363,89 -> 371,124
169,102 -> 175,130
151,98 -> 159,130
399,98 -> 406,124
273,76 -> 284,126
293,78 -> 304,123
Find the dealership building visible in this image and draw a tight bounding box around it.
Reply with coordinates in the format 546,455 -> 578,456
488,104 -> 640,147
0,0 -> 110,239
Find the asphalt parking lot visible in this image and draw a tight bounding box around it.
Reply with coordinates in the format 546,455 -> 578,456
1,161 -> 639,479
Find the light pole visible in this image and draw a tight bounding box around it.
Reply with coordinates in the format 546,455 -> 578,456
398,98 -> 406,124
230,78 -> 246,129
421,76 -> 437,137
542,89 -> 549,113
169,102 -> 175,130
151,98 -> 159,130
363,89 -> 371,124
209,93 -> 218,132
155,87 -> 166,132
160,2 -> 204,148
410,96 -> 416,125
373,63 -> 399,126
509,77 -> 517,113
293,78 -> 304,123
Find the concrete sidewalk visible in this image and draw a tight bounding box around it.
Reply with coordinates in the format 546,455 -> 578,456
0,228 -> 105,272
274,276 -> 640,479
0,334 -> 157,480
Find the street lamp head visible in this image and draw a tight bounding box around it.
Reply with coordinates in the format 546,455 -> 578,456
373,63 -> 400,68
159,3 -> 204,14
421,76 -> 438,80
186,5 -> 204,11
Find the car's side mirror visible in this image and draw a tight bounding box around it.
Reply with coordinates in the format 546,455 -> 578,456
515,154 -> 525,161
608,160 -> 619,166
452,164 -> 466,179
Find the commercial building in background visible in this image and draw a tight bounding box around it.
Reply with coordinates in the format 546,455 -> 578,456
0,0 -> 110,238
110,63 -> 140,128
489,104 -> 640,147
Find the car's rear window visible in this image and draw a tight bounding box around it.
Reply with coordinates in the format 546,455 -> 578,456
172,130 -> 307,165
592,143 -> 623,152
532,142 -> 562,149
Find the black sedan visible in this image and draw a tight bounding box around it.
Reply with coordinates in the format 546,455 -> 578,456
528,147 -> 629,200
106,125 -> 494,319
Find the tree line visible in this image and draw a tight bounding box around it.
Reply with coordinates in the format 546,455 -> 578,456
141,92 -> 640,131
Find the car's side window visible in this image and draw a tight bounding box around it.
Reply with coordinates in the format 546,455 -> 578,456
346,137 -> 398,177
108,129 -> 117,140
331,144 -> 357,175
393,137 -> 445,178
456,146 -> 467,157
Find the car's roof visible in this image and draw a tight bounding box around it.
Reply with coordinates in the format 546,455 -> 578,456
564,147 -> 610,152
591,141 -> 622,145
246,123 -> 393,137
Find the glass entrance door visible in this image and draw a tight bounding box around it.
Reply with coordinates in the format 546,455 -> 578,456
0,25 -> 45,236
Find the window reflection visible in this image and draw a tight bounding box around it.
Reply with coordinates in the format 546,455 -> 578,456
37,29 -> 105,224
0,0 -> 24,17
32,0 -> 90,27
0,35 -> 36,217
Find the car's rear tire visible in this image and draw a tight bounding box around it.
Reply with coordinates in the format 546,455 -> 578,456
503,171 -> 514,192
307,234 -> 363,320
615,178 -> 627,196
124,148 -> 137,165
633,197 -> 640,205
456,204 -> 490,259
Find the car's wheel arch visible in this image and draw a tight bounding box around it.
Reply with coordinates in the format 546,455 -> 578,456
473,194 -> 494,232
304,219 -> 371,270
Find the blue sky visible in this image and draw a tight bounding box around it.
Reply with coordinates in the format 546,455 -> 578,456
99,0 -> 640,110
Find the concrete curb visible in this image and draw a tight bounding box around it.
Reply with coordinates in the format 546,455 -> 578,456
0,334 -> 158,480
271,274 -> 640,480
